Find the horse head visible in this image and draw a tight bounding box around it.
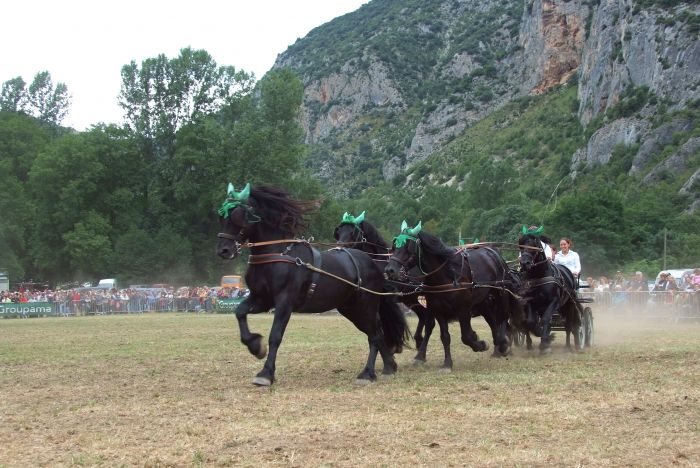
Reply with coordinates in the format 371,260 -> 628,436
333,211 -> 366,246
216,183 -> 260,259
518,232 -> 546,273
385,220 -> 422,280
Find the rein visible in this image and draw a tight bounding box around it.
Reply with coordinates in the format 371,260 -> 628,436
247,250 -> 400,297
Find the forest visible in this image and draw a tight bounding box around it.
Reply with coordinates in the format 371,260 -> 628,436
1,47 -> 699,287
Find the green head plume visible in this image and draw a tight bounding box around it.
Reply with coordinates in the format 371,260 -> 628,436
521,224 -> 544,236
394,220 -> 422,248
340,211 -> 365,225
218,182 -> 251,218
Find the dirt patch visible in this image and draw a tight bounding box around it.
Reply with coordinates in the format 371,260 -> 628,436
0,311 -> 698,466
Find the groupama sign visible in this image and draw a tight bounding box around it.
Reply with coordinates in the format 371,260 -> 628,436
0,302 -> 55,318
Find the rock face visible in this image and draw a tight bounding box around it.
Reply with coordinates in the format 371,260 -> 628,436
299,60 -> 404,143
273,0 -> 699,197
578,0 -> 700,124
519,0 -> 588,95
572,117 -> 649,169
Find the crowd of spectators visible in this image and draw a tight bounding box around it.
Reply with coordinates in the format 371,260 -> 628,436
579,268 -> 700,313
1,284 -> 249,316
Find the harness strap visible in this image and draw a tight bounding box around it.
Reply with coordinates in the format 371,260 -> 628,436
333,247 -> 362,290
299,245 -> 322,309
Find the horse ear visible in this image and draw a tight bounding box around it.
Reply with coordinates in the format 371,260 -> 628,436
227,183 -> 235,197
356,211 -> 365,224
400,220 -> 408,232
237,183 -> 250,201
407,220 -> 422,236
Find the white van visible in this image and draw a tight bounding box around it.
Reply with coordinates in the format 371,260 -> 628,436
97,278 -> 119,290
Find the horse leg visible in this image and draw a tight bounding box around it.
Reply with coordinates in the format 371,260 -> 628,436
436,315 -> 453,371
459,311 -> 489,352
484,313 -> 511,357
539,300 -> 559,355
525,303 -> 542,338
378,339 -> 398,377
356,336 -> 380,383
413,306 -> 426,351
486,295 -> 512,357
526,332 -> 533,350
252,304 -> 293,386
413,306 -> 435,365
571,303 -> 583,351
235,299 -> 267,359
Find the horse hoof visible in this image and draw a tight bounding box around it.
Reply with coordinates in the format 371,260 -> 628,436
355,378 -> 373,385
252,376 -> 272,386
413,359 -> 426,366
438,367 -> 452,373
255,342 -> 267,359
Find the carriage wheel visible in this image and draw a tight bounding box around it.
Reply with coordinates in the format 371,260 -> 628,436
513,330 -> 526,347
583,307 -> 594,347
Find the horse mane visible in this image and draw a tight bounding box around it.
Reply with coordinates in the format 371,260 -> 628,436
417,231 -> 457,259
519,233 -> 551,247
249,185 -> 319,235
359,220 -> 390,250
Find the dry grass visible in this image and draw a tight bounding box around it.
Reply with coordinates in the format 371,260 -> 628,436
1,309 -> 699,467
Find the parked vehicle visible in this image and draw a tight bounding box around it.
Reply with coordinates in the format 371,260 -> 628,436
97,278 -> 119,290
221,275 -> 245,291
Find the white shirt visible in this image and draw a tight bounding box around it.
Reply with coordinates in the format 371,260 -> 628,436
554,250 -> 581,276
541,241 -> 553,261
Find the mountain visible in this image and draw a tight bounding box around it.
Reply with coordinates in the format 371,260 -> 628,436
271,0 -> 700,274
274,0 -> 699,193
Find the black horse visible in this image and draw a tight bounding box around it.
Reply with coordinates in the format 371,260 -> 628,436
385,221 -> 522,369
216,183 -> 410,386
334,212 -> 452,365
518,232 -> 582,353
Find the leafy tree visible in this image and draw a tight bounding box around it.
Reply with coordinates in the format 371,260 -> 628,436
26,71 -> 71,125
118,47 -> 254,158
63,211 -> 114,279
0,77 -> 28,113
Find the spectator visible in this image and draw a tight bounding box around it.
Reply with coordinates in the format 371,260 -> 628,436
691,269 -> 700,289
613,271 -> 627,290
627,271 -> 647,292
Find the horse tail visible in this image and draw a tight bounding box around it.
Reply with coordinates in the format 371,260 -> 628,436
378,297 -> 412,353
507,268 -> 526,328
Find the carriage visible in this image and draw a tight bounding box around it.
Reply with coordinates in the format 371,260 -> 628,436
512,279 -> 595,349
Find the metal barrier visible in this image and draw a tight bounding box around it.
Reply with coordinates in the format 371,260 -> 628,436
3,294 -> 220,317
579,288 -> 700,321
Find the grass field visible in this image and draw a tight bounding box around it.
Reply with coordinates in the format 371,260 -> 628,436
1,309 -> 699,467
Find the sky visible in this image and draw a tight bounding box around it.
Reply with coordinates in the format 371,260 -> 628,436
1,0 -> 368,131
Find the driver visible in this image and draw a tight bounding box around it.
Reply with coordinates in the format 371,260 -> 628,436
554,237 -> 581,278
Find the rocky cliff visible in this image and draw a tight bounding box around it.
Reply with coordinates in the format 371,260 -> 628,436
273,0 -> 699,206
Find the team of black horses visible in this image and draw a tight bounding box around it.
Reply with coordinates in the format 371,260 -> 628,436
216,183 -> 591,386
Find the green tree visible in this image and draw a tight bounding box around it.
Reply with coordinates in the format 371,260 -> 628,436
26,71 -> 70,125
0,112 -> 54,281
118,48 -> 254,158
0,77 -> 28,113
27,125 -> 144,282
63,211 -> 114,279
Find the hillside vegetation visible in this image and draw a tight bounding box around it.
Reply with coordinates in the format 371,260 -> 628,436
337,83 -> 700,275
